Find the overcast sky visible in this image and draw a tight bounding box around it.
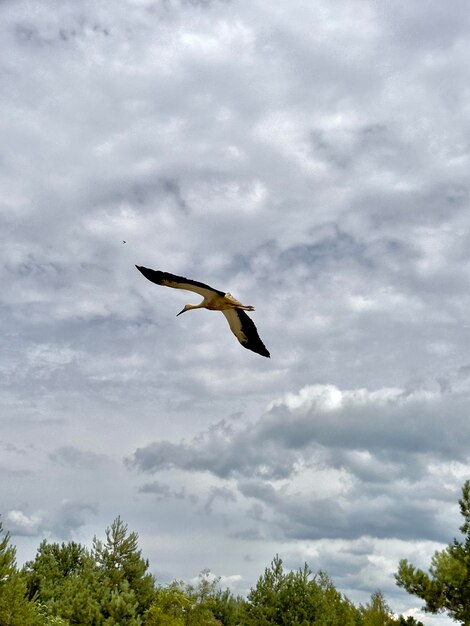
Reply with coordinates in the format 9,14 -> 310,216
2,0 -> 470,622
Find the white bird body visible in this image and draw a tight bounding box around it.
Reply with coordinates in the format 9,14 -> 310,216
136,266 -> 270,358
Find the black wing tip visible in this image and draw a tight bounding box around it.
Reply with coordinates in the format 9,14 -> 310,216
136,267 -> 224,295
236,310 -> 271,358
244,343 -> 270,358
252,346 -> 270,358
136,265 -> 165,284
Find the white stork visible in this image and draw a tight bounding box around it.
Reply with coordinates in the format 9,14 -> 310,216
136,266 -> 270,358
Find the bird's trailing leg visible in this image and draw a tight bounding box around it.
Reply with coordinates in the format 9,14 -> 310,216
224,292 -> 254,311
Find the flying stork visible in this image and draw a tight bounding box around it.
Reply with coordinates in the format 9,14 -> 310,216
136,266 -> 270,358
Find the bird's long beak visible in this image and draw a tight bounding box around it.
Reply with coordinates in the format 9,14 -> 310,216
176,308 -> 186,316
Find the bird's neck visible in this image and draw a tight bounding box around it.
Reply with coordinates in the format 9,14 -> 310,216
187,303 -> 204,311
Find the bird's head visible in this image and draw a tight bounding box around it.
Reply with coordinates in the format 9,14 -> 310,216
176,304 -> 192,316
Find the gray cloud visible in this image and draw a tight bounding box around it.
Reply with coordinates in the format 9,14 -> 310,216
5,501 -> 97,540
50,501 -> 98,540
129,421 -> 298,480
139,480 -> 172,500
132,385 -> 470,477
49,446 -> 108,469
5,510 -> 43,537
131,383 -> 468,543
203,486 -> 237,514
139,480 -> 190,502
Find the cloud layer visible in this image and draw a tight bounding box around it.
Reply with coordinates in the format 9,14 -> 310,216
131,384 -> 469,544
2,1 -> 470,623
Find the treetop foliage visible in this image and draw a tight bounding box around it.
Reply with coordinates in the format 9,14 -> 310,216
0,510 -> 430,626
396,479 -> 470,625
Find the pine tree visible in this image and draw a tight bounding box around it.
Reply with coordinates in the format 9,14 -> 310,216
93,517 -> 155,618
244,554 -> 359,626
360,591 -> 397,626
211,588 -> 246,626
103,580 -> 142,626
23,540 -> 102,625
0,518 -> 38,626
396,480 -> 470,624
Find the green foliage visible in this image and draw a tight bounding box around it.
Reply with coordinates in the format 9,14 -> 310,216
313,570 -> 360,626
183,570 -> 221,626
93,516 -> 155,617
23,540 -> 102,625
23,517 -> 157,625
244,554 -> 359,626
144,572 -> 221,626
395,616 -> 424,626
395,479 -> 470,624
36,602 -> 70,625
359,591 -> 396,626
103,580 -> 142,626
211,588 -> 246,626
0,571 -> 39,626
0,518 -> 39,626
1,512 -> 442,626
143,581 -> 188,625
0,521 -> 16,583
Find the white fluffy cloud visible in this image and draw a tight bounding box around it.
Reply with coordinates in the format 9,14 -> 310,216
5,510 -> 42,537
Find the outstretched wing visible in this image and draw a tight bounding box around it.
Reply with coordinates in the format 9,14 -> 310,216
222,309 -> 270,358
136,266 -> 225,299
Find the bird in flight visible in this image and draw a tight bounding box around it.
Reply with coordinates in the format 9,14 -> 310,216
136,266 -> 270,358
